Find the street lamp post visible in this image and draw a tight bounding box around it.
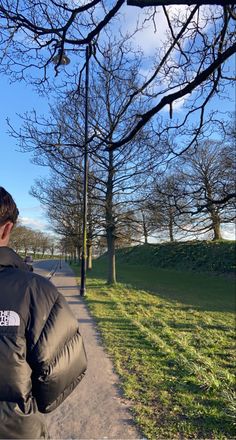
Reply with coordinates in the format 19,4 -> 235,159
52,43 -> 91,296
80,44 -> 90,296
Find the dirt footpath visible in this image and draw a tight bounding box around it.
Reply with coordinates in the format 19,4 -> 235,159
45,261 -> 144,440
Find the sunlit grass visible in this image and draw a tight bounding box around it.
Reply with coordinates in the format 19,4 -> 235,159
72,260 -> 235,439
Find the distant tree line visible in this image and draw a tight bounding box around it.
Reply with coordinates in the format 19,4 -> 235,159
9,225 -> 58,258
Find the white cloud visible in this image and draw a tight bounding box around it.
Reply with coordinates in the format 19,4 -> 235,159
20,205 -> 43,213
121,5 -> 167,55
120,4 -> 216,61
222,224 -> 236,241
163,93 -> 191,114
172,95 -> 188,110
19,216 -> 48,231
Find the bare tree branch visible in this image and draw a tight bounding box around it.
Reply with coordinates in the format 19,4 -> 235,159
108,42 -> 236,149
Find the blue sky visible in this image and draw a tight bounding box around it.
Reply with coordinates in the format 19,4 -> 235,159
1,76 -> 50,231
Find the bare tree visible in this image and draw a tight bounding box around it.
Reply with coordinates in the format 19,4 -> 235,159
30,175 -> 83,259
129,1 -> 230,5
141,130 -> 236,242
4,5 -> 235,276
9,225 -> 28,254
0,2 -> 235,154
177,139 -> 236,240
82,41 -> 157,283
9,224 -> 54,257
31,231 -> 44,258
9,37 -> 159,284
142,173 -> 190,241
9,225 -> 33,256
106,5 -> 235,151
0,0 -> 125,81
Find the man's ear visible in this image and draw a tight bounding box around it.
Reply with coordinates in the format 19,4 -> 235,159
0,222 -> 14,242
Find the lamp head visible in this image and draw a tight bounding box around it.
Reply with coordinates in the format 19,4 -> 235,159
52,49 -> 70,66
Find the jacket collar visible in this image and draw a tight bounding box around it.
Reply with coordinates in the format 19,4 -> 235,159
0,247 -> 30,271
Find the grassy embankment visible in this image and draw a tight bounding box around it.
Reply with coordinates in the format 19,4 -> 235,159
72,241 -> 235,439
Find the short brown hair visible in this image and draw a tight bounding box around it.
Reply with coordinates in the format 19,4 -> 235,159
0,187 -> 19,226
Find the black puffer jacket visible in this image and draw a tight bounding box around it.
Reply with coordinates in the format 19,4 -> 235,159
0,247 -> 87,439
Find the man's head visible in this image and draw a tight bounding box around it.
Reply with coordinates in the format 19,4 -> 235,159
0,187 -> 19,246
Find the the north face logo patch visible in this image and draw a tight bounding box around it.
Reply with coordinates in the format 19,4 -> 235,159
0,311 -> 20,326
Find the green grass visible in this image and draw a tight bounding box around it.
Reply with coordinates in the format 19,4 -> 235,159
88,257 -> 235,312
111,241 -> 236,274
72,258 -> 235,439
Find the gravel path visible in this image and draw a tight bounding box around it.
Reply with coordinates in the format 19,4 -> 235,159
38,261 -> 144,440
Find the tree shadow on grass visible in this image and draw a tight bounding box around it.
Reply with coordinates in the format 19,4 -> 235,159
176,414 -> 235,440
86,298 -> 117,306
87,270 -> 235,313
84,272 -> 235,439
88,314 -> 158,353
91,314 -> 234,438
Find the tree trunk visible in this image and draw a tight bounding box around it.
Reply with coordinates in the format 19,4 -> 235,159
142,212 -> 148,244
77,245 -> 81,264
168,204 -> 174,242
87,205 -> 93,270
107,227 -> 116,284
206,181 -> 222,241
212,211 -> 222,240
106,147 -> 116,285
87,241 -> 93,270
169,221 -> 174,242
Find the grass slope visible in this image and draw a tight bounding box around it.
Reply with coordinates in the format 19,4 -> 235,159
112,241 -> 236,273
72,243 -> 235,439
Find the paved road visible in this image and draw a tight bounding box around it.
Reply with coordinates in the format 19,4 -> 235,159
33,259 -> 59,279
34,260 -> 144,440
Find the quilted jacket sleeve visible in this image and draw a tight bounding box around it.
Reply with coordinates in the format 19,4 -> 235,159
27,279 -> 87,413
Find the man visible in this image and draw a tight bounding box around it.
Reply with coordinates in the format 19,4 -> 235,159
0,187 -> 87,439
